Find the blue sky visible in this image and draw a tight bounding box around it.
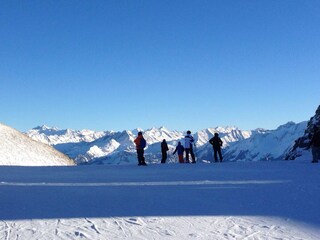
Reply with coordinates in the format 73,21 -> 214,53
1,0 -> 319,132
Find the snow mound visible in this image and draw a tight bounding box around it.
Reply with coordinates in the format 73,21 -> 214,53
0,123 -> 75,166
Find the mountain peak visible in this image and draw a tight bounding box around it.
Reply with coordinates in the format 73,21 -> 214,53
33,125 -> 52,130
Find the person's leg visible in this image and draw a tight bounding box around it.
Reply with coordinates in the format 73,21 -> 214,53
161,151 -> 167,163
161,151 -> 165,163
214,148 -> 218,162
141,149 -> 147,165
190,146 -> 195,163
313,147 -> 320,162
185,149 -> 190,163
178,154 -> 184,163
137,149 -> 143,165
316,147 -> 320,162
218,148 -> 223,162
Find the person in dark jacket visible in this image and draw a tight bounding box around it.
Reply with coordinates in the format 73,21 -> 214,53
209,133 -> 223,162
310,126 -> 320,163
184,130 -> 196,163
134,131 -> 147,166
173,141 -> 185,163
161,139 -> 169,163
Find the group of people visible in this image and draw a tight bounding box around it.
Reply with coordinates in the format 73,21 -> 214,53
134,130 -> 224,165
134,125 -> 320,165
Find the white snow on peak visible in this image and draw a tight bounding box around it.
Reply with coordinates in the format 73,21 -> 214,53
131,128 -> 144,135
27,126 -> 108,145
195,126 -> 252,147
224,121 -> 308,162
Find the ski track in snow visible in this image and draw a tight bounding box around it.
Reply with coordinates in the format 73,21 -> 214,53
1,217 -> 318,240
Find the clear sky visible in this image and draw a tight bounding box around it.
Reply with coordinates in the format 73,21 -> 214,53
1,0 -> 319,132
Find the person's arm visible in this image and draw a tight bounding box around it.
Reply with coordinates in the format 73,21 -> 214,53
173,146 -> 177,155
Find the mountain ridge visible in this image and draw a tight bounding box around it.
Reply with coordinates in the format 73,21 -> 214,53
26,121 -> 307,165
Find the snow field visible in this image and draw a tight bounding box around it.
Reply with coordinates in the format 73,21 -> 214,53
0,161 -> 319,239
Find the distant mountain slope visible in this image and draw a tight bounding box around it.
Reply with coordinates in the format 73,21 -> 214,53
26,122 -> 306,165
0,123 -> 75,166
224,122 -> 307,161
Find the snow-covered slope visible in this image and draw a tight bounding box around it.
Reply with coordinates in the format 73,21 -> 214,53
26,122 -> 306,165
0,123 -> 75,166
0,162 -> 319,239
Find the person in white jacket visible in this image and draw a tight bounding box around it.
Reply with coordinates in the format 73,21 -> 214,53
184,130 -> 196,163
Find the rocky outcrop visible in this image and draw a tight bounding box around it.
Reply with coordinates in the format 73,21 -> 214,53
285,105 -> 320,160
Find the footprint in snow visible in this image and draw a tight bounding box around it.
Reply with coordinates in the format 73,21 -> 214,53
75,231 -> 86,238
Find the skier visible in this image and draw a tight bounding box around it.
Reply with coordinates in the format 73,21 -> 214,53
173,141 -> 185,163
184,130 -> 196,163
209,133 -> 223,162
161,139 -> 169,163
310,126 -> 320,163
134,131 -> 147,166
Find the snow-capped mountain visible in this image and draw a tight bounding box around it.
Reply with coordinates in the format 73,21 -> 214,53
26,122 -> 307,165
223,122 -> 307,162
0,123 -> 75,166
27,125 -> 109,145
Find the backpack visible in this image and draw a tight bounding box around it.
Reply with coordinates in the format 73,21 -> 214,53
140,138 -> 146,149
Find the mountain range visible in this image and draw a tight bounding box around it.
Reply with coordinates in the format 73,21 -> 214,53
26,121 -> 307,165
3,104 -> 319,166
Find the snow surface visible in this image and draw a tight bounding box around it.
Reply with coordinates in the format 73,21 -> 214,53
0,161 -> 319,239
0,123 -> 75,166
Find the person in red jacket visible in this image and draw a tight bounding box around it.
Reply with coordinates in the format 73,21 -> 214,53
134,132 -> 147,166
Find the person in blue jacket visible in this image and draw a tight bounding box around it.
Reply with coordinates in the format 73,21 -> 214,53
173,141 -> 185,163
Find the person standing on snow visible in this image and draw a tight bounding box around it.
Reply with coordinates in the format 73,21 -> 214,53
173,141 -> 185,163
134,131 -> 147,166
161,139 -> 169,163
209,133 -> 223,162
184,130 -> 196,163
310,126 -> 320,163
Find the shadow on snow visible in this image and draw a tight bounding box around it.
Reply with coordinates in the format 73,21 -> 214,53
0,163 -> 319,228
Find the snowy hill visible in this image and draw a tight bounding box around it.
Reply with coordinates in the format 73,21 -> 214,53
0,162 -> 319,239
26,122 -> 307,165
0,123 -> 75,166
